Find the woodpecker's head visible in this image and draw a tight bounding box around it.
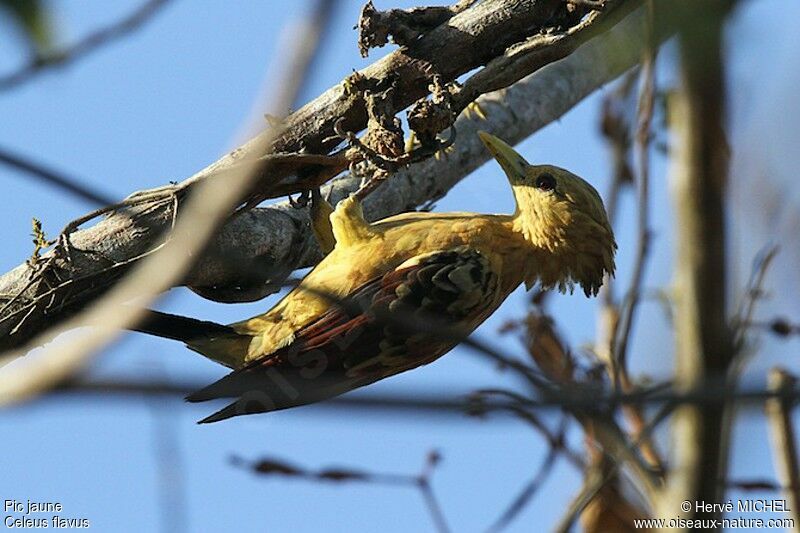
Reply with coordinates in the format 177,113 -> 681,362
478,131 -> 616,296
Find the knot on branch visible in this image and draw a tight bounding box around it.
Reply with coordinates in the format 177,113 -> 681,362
341,70 -> 371,98
407,75 -> 456,147
363,87 -> 405,160
334,73 -> 456,201
356,0 -> 474,57
341,71 -> 404,159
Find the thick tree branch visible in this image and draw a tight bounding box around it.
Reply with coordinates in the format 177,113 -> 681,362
0,2 -> 653,350
656,1 -> 733,524
190,0 -> 607,196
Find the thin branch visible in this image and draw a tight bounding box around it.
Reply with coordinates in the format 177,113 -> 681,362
728,245 -> 781,381
613,0 -> 656,377
554,402 -> 671,532
417,452 -> 450,533
515,299 -> 661,495
148,395 -> 188,533
755,318 -> 800,338
727,479 -> 781,492
487,417 -> 568,531
52,376 -> 800,413
731,245 -> 780,352
233,450 -> 450,533
0,0 -> 173,91
592,70 -> 666,473
600,2 -> 663,474
581,413 -> 661,498
477,401 -> 585,467
0,146 -> 116,206
593,28 -> 664,474
595,69 -> 637,367
555,467 -> 606,533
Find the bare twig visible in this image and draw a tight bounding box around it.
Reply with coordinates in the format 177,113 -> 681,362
332,117 -> 456,200
731,245 -> 780,351
727,479 -> 781,492
554,402 -> 670,532
148,394 -> 188,533
52,376 -> 800,412
474,400 -> 585,467
477,363 -> 661,501
613,0 -> 657,378
0,146 -> 116,206
417,452 -> 451,533
612,1 -> 665,474
518,297 -> 662,496
555,467 -> 607,533
0,0 -> 173,91
595,71 -> 636,370
488,417 -> 569,531
582,413 -> 661,498
728,246 -> 781,381
233,450 -> 450,533
593,75 -> 660,477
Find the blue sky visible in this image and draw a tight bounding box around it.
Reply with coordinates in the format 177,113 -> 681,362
1,1 -> 800,532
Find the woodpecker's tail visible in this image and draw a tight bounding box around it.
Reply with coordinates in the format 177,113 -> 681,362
134,310 -> 252,369
135,310 -> 234,342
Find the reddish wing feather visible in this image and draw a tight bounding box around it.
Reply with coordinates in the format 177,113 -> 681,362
188,247 -> 498,422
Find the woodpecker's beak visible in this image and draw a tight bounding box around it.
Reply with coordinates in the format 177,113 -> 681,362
478,131 -> 529,182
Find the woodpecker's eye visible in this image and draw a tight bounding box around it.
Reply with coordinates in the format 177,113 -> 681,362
534,173 -> 556,191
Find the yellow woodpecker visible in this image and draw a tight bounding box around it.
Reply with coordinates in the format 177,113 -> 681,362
139,132 -> 616,423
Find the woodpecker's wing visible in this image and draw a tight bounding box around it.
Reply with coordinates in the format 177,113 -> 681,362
187,246 -> 501,423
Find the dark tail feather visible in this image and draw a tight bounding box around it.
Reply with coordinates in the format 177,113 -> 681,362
198,403 -> 241,424
134,309 -> 236,343
194,383 -> 349,424
188,368 -> 367,423
185,371 -> 260,402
